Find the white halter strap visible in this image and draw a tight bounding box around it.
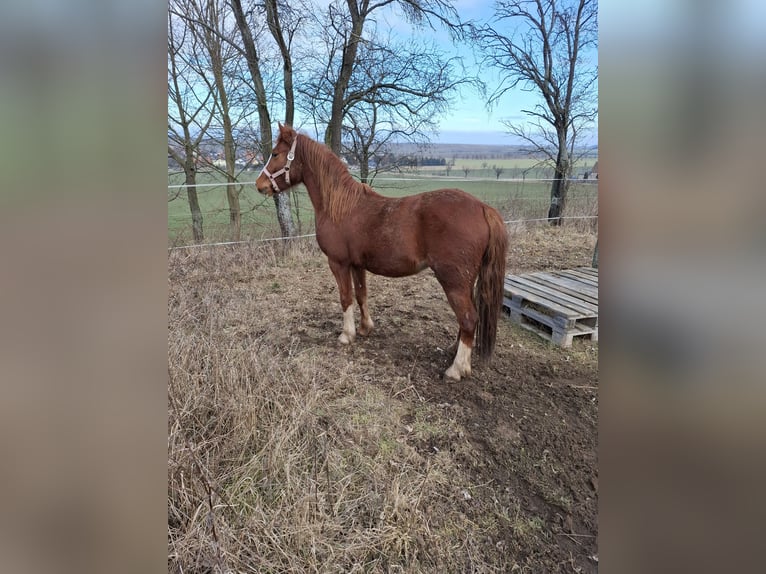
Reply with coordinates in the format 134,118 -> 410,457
260,136 -> 298,193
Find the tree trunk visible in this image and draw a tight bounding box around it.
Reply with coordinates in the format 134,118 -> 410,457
274,194 -> 294,236
264,0 -> 294,126
210,39 -> 240,242
359,150 -> 369,183
547,176 -> 564,225
325,3 -> 365,153
231,0 -> 271,148
548,140 -> 570,226
184,157 -> 204,243
220,110 -> 240,241
227,182 -> 241,241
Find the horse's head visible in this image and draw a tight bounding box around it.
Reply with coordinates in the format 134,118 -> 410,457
256,123 -> 301,196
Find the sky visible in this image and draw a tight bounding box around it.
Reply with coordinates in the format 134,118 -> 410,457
302,0 -> 542,145
373,0 -> 597,146
381,1 -> 522,144
170,0 -> 597,148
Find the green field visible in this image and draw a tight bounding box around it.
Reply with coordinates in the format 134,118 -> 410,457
168,170 -> 598,245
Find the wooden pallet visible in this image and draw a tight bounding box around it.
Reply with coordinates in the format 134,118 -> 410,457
503,267 -> 598,347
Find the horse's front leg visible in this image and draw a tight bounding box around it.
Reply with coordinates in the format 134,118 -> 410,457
351,266 -> 374,336
328,260 -> 355,344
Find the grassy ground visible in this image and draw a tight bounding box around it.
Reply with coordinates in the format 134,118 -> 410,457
168,226 -> 599,572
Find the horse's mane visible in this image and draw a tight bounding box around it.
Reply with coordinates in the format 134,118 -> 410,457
296,132 -> 369,223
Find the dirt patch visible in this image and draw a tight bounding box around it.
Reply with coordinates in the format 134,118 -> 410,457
168,226 -> 598,572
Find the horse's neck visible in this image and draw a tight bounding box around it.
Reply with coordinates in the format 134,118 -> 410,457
301,166 -> 325,214
301,145 -> 365,221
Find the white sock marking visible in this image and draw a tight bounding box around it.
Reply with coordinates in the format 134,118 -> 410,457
339,306 -> 355,344
445,339 -> 472,380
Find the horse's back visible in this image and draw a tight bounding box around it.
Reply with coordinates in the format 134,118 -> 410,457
408,188 -> 494,271
416,188 -> 492,239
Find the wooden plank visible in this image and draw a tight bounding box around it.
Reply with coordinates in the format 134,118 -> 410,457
522,273 -> 599,307
574,267 -> 598,278
505,277 -> 597,317
566,320 -> 598,335
509,298 -> 597,333
506,305 -> 597,347
568,266 -> 599,279
504,298 -> 568,330
503,267 -> 599,347
555,269 -> 599,287
509,286 -> 598,319
551,329 -> 574,347
510,274 -> 598,313
538,270 -> 599,292
504,281 -> 589,319
535,272 -> 598,298
517,319 -> 555,343
561,277 -> 598,291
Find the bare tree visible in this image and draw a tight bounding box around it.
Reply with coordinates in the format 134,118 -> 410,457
340,34 -> 467,182
306,0 -> 464,154
474,0 -> 598,224
264,0 -> 300,126
168,11 -> 214,243
181,0 -> 245,241
230,0 -> 295,237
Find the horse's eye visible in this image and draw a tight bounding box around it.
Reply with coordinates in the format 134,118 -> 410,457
272,151 -> 279,158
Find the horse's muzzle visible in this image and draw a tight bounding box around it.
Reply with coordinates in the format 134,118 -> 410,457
255,176 -> 275,196
256,184 -> 274,196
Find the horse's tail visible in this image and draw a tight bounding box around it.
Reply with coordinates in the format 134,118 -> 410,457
475,205 -> 509,360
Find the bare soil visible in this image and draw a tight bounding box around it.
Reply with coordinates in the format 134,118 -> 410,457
168,225 -> 598,573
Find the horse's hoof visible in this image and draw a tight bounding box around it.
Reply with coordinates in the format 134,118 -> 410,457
358,322 -> 374,336
339,332 -> 354,345
444,366 -> 462,381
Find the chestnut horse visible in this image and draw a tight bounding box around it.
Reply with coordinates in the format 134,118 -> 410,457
256,124 -> 508,381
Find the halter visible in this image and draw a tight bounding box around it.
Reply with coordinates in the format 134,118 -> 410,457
260,136 -> 298,193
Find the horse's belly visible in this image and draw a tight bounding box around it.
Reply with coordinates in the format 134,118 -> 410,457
364,254 -> 427,277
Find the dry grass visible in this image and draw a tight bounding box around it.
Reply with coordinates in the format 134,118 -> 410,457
169,244 -> 479,572
168,227 -> 598,573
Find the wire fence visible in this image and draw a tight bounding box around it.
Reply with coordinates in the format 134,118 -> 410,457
168,176 -> 598,250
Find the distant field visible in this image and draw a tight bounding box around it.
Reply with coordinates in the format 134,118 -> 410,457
416,156 -> 597,176
168,170 -> 598,245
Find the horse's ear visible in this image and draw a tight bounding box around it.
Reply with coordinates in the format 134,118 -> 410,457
278,122 -> 295,143
277,122 -> 291,140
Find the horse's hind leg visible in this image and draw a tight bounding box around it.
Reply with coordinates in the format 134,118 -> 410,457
437,276 -> 478,381
328,259 -> 355,344
351,266 -> 374,336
